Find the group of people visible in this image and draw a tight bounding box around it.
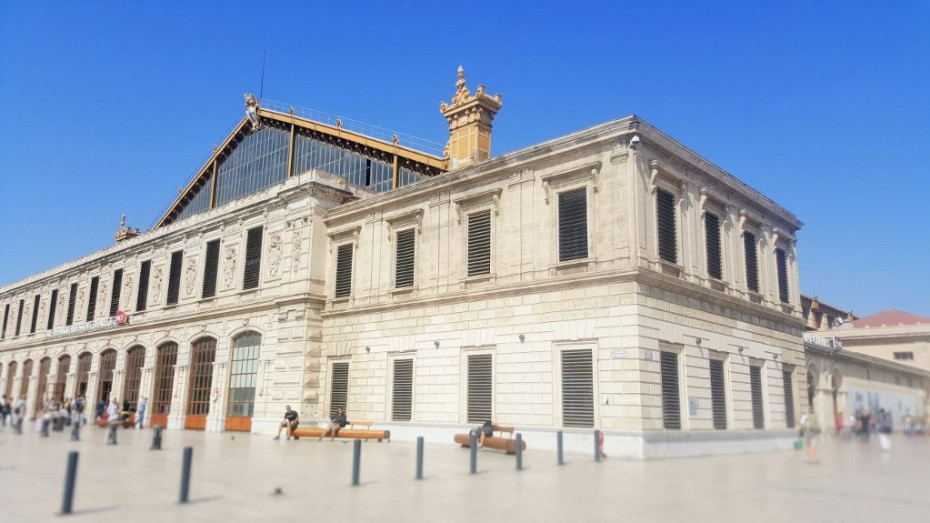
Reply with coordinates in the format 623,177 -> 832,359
273,405 -> 348,441
834,408 -> 895,441
0,395 -> 28,433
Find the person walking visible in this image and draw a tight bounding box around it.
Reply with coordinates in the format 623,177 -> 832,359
800,411 -> 820,463
72,395 -> 85,427
106,398 -> 120,445
136,397 -> 147,429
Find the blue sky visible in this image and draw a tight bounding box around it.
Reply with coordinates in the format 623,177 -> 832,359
0,1 -> 927,317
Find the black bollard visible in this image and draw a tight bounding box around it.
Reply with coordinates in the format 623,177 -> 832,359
516,433 -> 523,470
351,439 -> 362,486
179,446 -> 193,504
70,419 -> 81,441
415,436 -> 424,480
41,418 -> 50,437
151,426 -> 163,450
61,451 -> 79,515
557,430 -> 564,465
107,423 -> 118,445
469,432 -> 478,475
594,429 -> 601,462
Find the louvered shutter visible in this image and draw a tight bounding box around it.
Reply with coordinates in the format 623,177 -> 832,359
15,299 -> 24,336
704,213 -> 723,280
202,240 -> 220,298
782,370 -> 795,428
709,359 -> 727,430
86,276 -> 99,321
776,248 -> 789,304
334,244 -> 353,298
66,283 -> 77,325
1,303 -> 8,338
660,351 -> 681,429
30,294 -> 40,333
749,365 -> 764,429
744,232 -> 759,292
392,359 -> 413,421
395,229 -> 416,288
467,354 -> 493,423
561,349 -> 595,428
558,188 -> 588,262
136,261 -> 151,311
47,290 -> 58,330
656,188 -> 678,263
243,226 -> 263,290
329,362 -> 349,417
109,269 -> 123,317
467,211 -> 491,276
166,251 -> 183,305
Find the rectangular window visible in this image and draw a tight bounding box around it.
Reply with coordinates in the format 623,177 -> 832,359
709,358 -> 727,430
467,353 -> 493,424
15,299 -> 24,336
749,365 -> 764,429
561,348 -> 595,428
558,187 -> 588,262
656,188 -> 678,263
109,269 -> 123,317
202,240 -> 221,298
166,251 -> 183,305
744,232 -> 759,293
394,229 -> 416,288
329,361 -> 349,417
29,294 -> 40,334
47,290 -> 58,330
2,303 -> 9,339
782,370 -> 795,429
66,283 -> 77,326
660,351 -> 681,430
243,226 -> 263,290
86,276 -> 99,321
334,244 -> 353,298
467,210 -> 491,277
391,359 -> 413,422
893,352 -> 914,361
136,261 -> 151,311
704,212 -> 723,280
775,248 -> 789,304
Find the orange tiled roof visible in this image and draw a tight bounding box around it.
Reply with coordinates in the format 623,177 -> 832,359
852,309 -> 930,328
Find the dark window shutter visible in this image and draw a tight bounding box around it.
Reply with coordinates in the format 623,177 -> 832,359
166,251 -> 183,305
704,213 -> 723,280
86,276 -> 99,321
782,370 -> 795,428
1,303 -> 8,338
136,261 -> 151,311
391,359 -> 413,422
709,359 -> 727,430
202,240 -> 221,298
744,232 -> 759,292
395,229 -> 416,288
15,299 -> 24,336
47,290 -> 58,330
109,269 -> 123,317
66,283 -> 77,326
561,349 -> 595,428
776,248 -> 789,304
30,294 -> 40,333
749,365 -> 764,429
467,354 -> 493,423
334,244 -> 353,298
660,351 -> 681,430
329,362 -> 349,417
243,226 -> 263,290
558,188 -> 588,262
656,189 -> 678,263
467,211 -> 491,276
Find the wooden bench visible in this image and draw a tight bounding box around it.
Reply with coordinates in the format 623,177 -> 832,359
94,414 -> 135,429
292,420 -> 390,442
454,424 -> 527,454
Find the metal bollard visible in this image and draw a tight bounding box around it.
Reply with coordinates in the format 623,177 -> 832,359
469,432 -> 478,474
179,446 -> 193,503
351,439 -> 362,486
151,426 -> 163,450
107,423 -> 118,445
515,433 -> 523,471
41,419 -> 50,437
61,451 -> 79,515
594,429 -> 601,462
415,436 -> 424,480
70,420 -> 81,441
557,431 -> 564,466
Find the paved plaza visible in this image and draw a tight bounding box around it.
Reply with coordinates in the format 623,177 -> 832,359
0,426 -> 928,522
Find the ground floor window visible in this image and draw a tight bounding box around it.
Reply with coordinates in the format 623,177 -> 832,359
330,361 -> 349,417
391,359 -> 413,422
561,348 -> 594,428
660,351 -> 681,430
750,365 -> 765,429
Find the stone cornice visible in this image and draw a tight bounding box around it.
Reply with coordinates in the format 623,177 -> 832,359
805,342 -> 930,380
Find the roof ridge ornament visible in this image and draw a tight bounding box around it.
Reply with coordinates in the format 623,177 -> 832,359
114,214 -> 141,243
439,66 -> 503,168
245,93 -> 261,131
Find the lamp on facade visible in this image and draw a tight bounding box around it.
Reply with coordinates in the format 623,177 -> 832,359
434,341 -> 440,348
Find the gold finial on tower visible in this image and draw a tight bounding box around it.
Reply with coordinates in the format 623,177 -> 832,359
439,66 -> 502,169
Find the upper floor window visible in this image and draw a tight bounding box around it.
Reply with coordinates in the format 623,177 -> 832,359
243,226 -> 264,290
136,261 -> 151,311
15,298 -> 24,335
2,303 -> 9,339
467,210 -> 492,277
775,248 -> 789,304
558,187 -> 588,262
29,294 -> 40,334
202,240 -> 221,298
334,243 -> 353,298
656,188 -> 678,264
109,269 -> 123,317
743,232 -> 759,293
894,352 -> 914,361
86,276 -> 99,321
166,251 -> 183,305
66,283 -> 77,326
704,212 -> 723,280
47,290 -> 58,330
394,229 -> 416,288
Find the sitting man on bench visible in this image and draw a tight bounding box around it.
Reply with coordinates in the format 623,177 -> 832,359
273,405 -> 299,440
470,420 -> 494,448
320,407 -> 347,441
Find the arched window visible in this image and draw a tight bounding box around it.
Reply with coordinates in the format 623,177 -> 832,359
35,357 -> 51,412
55,355 -> 71,402
185,337 -> 216,430
97,349 -> 117,405
20,359 -> 33,400
74,353 -> 92,398
123,346 -> 146,409
151,342 -> 178,428
226,332 -> 261,432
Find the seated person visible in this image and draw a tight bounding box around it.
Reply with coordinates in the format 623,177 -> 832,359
321,407 -> 348,441
273,405 -> 299,440
470,421 -> 494,447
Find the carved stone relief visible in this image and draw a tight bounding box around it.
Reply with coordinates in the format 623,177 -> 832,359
223,246 -> 237,289
290,227 -> 303,274
184,257 -> 196,296
268,233 -> 282,277
151,268 -> 163,304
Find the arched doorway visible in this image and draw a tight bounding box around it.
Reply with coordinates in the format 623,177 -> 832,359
122,346 -> 145,410
20,359 -> 33,402
185,337 -> 216,430
225,332 -> 261,432
97,350 -> 117,406
74,352 -> 92,398
54,355 -> 71,402
151,342 -> 178,428
35,358 -> 51,413
3,361 -> 14,398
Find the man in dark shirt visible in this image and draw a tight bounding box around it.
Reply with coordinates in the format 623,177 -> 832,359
273,405 -> 299,440
320,407 -> 347,441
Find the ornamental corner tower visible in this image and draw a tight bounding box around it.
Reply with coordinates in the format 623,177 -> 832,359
439,66 -> 502,169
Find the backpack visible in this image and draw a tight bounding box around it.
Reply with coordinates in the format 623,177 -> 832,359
74,398 -> 85,413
